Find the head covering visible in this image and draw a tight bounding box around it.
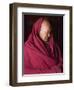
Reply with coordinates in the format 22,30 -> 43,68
24,17 -> 63,74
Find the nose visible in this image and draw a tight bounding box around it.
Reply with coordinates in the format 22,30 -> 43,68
48,33 -> 50,37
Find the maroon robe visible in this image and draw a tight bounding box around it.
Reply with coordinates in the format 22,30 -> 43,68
24,17 -> 63,74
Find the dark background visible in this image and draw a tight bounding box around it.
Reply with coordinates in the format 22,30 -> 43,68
23,14 -> 63,55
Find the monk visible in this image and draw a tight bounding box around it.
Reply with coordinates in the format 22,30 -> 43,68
24,17 -> 63,74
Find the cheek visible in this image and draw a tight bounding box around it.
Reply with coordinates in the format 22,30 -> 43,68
42,31 -> 48,39
39,31 -> 45,39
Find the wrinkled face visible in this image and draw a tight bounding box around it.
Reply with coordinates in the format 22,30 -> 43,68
39,20 -> 52,42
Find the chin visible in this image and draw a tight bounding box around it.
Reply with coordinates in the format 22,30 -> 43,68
43,39 -> 48,42
42,38 -> 48,42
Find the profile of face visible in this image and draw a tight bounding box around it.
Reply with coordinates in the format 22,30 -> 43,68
39,19 -> 52,42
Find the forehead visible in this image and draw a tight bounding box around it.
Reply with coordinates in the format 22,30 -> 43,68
41,20 -> 51,28
41,20 -> 51,31
40,21 -> 51,33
